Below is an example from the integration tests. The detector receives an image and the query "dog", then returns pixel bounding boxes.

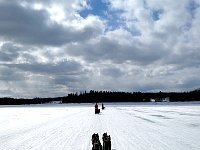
[92,133,102,150]
[102,133,111,150]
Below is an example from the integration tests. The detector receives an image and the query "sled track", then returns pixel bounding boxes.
[0,104,200,150]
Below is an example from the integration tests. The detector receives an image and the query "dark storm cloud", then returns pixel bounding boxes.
[53,72,90,90]
[0,66,25,81]
[0,43,20,62]
[135,82,166,92]
[53,75,78,85]
[181,76,200,90]
[0,59,88,97]
[4,61,82,75]
[0,50,18,62]
[165,46,200,69]
[0,1,102,46]
[101,67,123,78]
[65,33,167,65]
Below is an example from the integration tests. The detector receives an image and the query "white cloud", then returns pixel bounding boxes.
[0,0,200,97]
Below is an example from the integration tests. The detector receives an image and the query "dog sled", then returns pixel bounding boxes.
[95,103,100,114]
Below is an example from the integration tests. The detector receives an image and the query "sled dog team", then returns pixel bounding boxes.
[95,103,105,114]
[93,103,111,150]
[92,133,111,150]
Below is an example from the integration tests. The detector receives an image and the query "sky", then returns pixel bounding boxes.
[0,0,200,98]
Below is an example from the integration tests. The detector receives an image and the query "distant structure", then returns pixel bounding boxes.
[150,97,170,102]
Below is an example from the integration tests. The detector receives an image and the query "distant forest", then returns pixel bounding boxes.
[0,89,200,105]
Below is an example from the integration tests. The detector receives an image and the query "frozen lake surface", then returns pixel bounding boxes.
[0,102,200,150]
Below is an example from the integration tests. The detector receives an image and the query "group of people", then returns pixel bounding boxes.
[95,103,105,110]
[95,103,105,114]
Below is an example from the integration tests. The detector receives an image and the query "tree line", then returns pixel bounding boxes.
[62,89,200,103]
[0,97,61,105]
[0,89,200,105]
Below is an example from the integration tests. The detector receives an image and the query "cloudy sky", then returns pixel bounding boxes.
[0,0,200,98]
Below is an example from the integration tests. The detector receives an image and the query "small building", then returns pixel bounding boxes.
[151,97,170,102]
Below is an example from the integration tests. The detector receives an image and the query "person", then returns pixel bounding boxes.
[95,103,98,110]
[102,103,105,109]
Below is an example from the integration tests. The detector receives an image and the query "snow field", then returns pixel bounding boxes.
[0,103,200,150]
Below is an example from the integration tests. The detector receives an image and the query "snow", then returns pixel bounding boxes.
[0,102,200,150]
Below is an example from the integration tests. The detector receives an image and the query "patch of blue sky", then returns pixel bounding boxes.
[79,0,108,19]
[186,0,200,18]
[104,10,124,29]
[125,27,141,36]
[79,0,118,29]
[180,0,200,32]
[181,21,192,32]
[152,9,163,21]
[79,0,140,36]
[143,0,163,21]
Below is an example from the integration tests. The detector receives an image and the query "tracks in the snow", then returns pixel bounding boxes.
[1,104,200,150]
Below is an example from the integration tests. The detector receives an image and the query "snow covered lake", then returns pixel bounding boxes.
[0,102,200,150]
